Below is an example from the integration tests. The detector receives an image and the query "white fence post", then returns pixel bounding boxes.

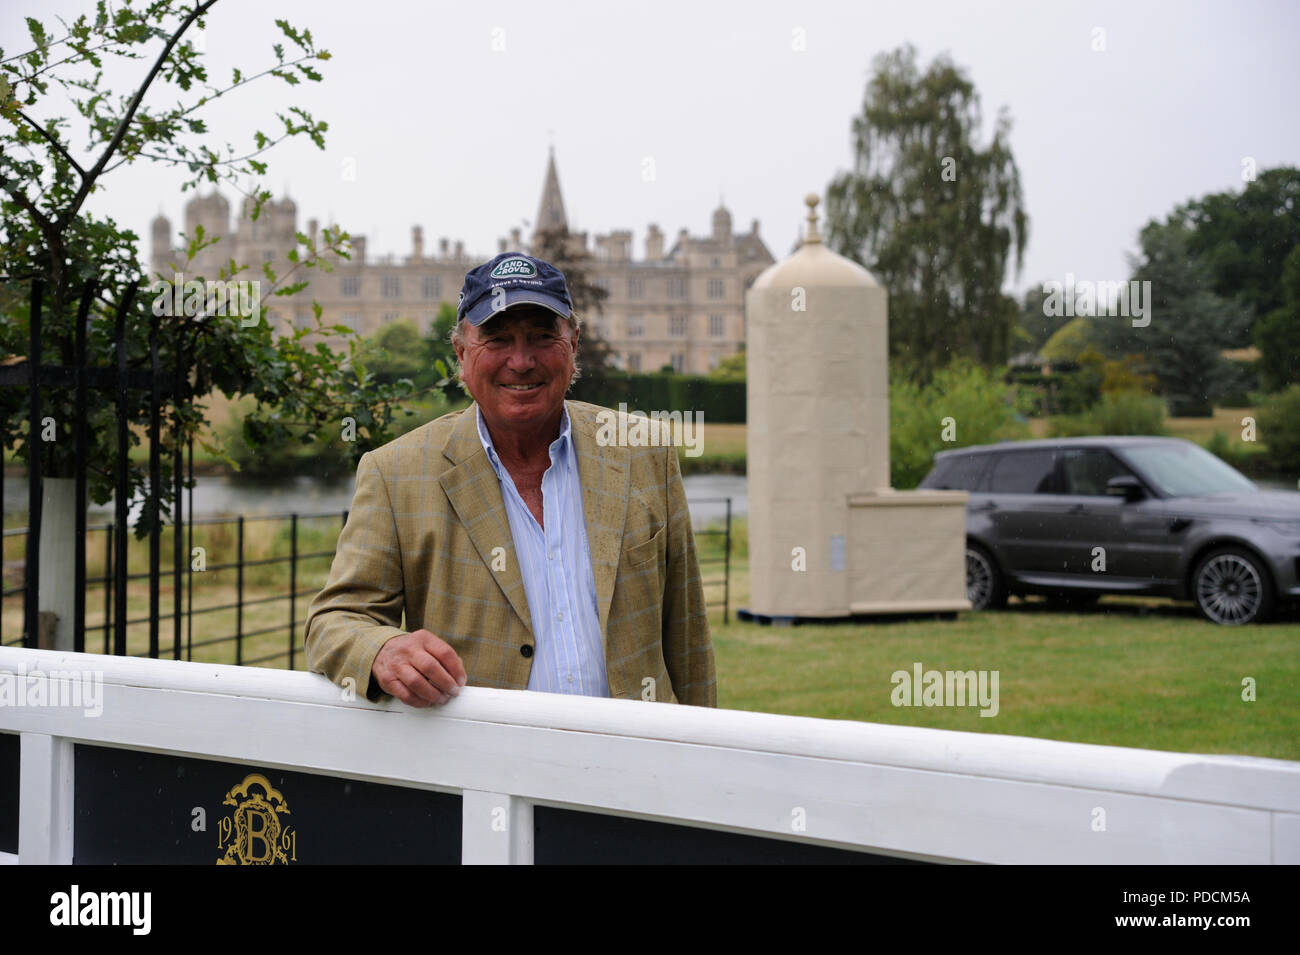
[462,790,534,865]
[19,734,75,864]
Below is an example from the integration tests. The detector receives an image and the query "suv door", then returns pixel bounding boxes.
[1055,447,1177,591]
[1056,447,1135,581]
[983,448,1072,575]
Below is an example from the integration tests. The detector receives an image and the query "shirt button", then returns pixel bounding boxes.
[566,675,575,685]
[556,612,565,621]
[520,644,533,658]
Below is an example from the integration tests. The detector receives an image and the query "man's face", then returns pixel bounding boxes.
[454,305,578,431]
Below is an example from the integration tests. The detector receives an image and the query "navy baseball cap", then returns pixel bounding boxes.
[456,252,573,327]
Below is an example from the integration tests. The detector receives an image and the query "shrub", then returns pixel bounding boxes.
[891,359,1028,489]
[1047,392,1166,438]
[1257,384,1300,476]
[1050,359,1101,415]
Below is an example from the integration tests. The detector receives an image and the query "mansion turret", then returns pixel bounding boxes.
[150,149,774,374]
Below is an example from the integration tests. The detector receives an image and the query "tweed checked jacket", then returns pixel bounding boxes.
[304,399,716,706]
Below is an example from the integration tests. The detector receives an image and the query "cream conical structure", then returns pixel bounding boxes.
[745,195,969,619]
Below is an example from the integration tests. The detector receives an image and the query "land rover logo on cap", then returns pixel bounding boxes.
[490,256,538,279]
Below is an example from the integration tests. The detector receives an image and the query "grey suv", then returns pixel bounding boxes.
[919,436,1300,624]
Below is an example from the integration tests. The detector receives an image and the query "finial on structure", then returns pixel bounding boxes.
[803,193,822,245]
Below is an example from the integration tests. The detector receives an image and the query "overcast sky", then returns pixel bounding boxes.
[7,0,1300,298]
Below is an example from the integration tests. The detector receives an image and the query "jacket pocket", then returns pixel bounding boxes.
[622,525,665,568]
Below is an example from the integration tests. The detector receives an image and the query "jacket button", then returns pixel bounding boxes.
[520,644,534,658]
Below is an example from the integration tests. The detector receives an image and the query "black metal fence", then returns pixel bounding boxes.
[1,500,734,668]
[689,496,733,625]
[1,510,339,667]
[0,277,192,656]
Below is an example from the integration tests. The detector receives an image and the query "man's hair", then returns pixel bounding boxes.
[451,307,582,388]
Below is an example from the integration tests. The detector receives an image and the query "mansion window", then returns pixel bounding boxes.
[667,277,686,298]
[382,276,401,298]
[671,353,685,374]
[627,316,644,338]
[670,315,687,337]
[707,278,724,298]
[422,276,440,298]
[627,352,642,372]
[341,276,359,296]
[709,314,724,337]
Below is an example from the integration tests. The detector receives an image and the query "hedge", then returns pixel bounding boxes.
[581,372,746,423]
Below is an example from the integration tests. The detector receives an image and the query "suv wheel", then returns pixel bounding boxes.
[1192,547,1274,625]
[966,544,1007,611]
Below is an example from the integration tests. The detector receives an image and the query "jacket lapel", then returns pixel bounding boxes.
[567,401,630,634]
[438,404,533,635]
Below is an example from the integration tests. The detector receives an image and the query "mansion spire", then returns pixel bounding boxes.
[533,146,569,243]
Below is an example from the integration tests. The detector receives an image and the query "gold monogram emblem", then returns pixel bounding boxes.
[215,774,297,865]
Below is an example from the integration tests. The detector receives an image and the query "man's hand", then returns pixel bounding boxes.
[372,629,468,707]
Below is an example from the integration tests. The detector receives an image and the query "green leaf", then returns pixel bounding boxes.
[26,17,48,55]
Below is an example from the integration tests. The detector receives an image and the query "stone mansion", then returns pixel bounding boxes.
[149,150,774,375]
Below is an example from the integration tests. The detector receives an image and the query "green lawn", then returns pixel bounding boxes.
[708,596,1300,760]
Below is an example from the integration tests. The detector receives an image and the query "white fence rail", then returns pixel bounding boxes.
[0,646,1297,864]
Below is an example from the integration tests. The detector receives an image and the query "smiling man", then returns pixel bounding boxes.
[305,251,716,709]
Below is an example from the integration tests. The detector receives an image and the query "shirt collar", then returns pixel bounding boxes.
[475,402,571,474]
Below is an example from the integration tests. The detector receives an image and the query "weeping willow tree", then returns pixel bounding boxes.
[825,44,1028,382]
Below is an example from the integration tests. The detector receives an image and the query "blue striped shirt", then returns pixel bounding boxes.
[475,405,610,697]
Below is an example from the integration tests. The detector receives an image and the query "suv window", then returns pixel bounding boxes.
[922,453,990,491]
[1060,448,1136,496]
[987,449,1057,494]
